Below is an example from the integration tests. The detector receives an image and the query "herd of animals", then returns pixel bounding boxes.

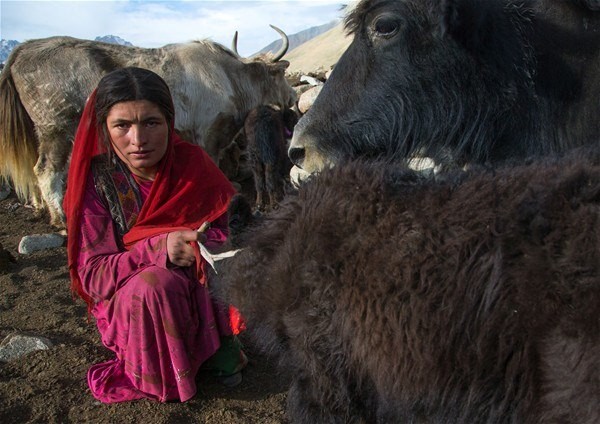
[1,0,599,422]
[0,25,297,227]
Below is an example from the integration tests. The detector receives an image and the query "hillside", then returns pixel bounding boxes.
[255,20,339,56]
[284,22,353,75]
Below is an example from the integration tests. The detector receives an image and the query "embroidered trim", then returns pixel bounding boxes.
[91,155,143,237]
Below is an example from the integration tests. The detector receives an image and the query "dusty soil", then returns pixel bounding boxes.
[0,191,291,424]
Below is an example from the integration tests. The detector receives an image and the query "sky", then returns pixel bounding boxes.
[0,0,347,56]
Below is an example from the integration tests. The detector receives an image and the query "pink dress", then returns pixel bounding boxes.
[77,175,232,403]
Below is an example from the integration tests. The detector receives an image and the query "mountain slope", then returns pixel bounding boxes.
[284,22,353,74]
[1,40,20,63]
[255,20,339,56]
[94,35,133,46]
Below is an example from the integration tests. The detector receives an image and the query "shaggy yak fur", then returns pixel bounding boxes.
[214,151,600,423]
[289,0,600,173]
[243,105,298,212]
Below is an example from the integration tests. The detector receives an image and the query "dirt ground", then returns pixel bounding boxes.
[0,190,292,424]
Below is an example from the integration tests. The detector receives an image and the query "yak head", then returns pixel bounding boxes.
[289,0,541,175]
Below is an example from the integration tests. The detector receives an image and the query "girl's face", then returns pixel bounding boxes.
[106,100,169,180]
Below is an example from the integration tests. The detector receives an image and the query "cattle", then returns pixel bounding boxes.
[214,149,600,423]
[288,0,600,175]
[0,29,296,227]
[243,105,298,211]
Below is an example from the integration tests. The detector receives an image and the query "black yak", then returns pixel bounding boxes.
[214,150,600,423]
[243,105,298,211]
[289,0,600,174]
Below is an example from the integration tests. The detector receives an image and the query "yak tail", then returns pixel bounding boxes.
[0,57,40,205]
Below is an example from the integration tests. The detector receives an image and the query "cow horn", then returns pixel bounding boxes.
[269,24,289,62]
[231,31,241,57]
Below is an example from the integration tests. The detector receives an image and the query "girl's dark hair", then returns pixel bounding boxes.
[95,67,175,149]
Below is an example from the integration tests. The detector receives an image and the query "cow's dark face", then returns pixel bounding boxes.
[289,0,536,173]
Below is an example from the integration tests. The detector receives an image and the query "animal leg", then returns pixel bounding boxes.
[253,162,267,212]
[34,135,69,228]
[265,162,284,210]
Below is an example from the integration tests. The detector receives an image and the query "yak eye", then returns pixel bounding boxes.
[373,16,399,38]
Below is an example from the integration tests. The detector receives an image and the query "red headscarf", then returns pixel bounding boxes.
[64,89,236,307]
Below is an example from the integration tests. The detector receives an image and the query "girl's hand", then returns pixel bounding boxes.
[166,230,199,267]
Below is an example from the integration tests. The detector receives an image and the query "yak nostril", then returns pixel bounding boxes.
[288,146,306,168]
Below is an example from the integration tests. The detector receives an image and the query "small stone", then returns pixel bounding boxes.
[0,333,53,362]
[299,75,323,87]
[18,233,66,254]
[293,84,314,99]
[298,85,323,114]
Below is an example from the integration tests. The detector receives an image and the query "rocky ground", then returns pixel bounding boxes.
[0,190,292,423]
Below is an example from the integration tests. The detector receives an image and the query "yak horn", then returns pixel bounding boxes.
[269,24,289,62]
[232,25,288,61]
[231,31,241,57]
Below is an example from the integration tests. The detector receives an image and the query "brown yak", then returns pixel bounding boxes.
[242,105,298,212]
[214,149,600,423]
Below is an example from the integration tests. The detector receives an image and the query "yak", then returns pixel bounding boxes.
[243,105,298,212]
[214,150,600,423]
[0,29,295,227]
[288,0,600,174]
